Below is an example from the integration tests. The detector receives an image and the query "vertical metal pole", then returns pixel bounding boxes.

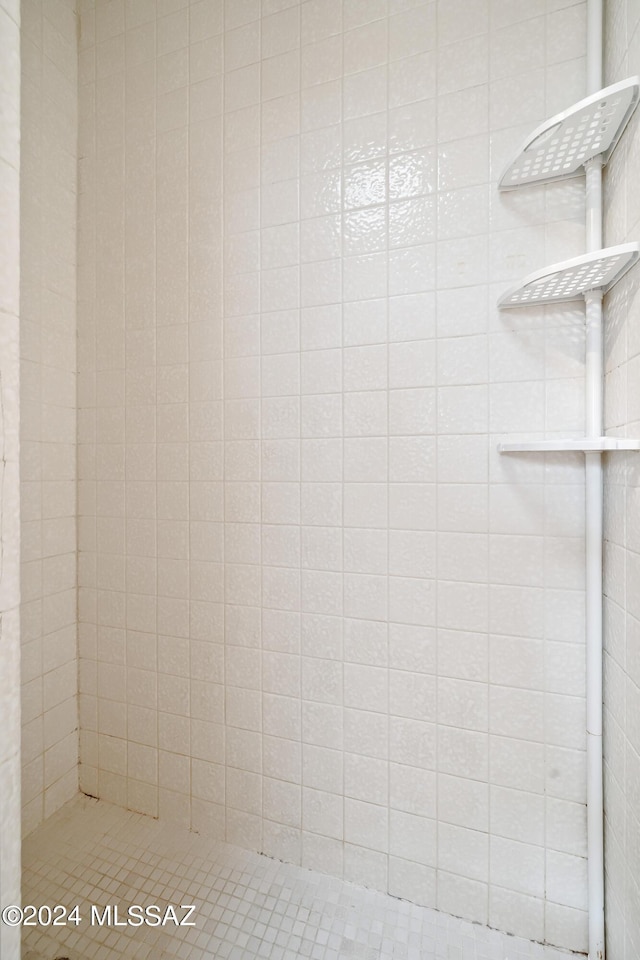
[584,0,606,932]
[587,0,604,95]
[584,287,605,960]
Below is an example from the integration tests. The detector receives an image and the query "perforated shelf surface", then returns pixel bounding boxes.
[499,77,640,190]
[498,243,640,308]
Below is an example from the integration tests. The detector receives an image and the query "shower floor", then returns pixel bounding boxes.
[22,796,576,960]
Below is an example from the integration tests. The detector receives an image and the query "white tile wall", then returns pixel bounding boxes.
[603,4,640,958]
[0,0,22,956]
[20,0,79,837]
[77,1,590,951]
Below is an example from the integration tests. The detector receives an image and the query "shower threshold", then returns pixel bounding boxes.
[22,796,579,960]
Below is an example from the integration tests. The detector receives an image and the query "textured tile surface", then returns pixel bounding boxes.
[20,0,79,838]
[22,795,578,960]
[75,0,590,950]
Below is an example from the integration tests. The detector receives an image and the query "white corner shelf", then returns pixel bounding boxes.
[498,438,640,453]
[499,76,640,190]
[497,243,640,308]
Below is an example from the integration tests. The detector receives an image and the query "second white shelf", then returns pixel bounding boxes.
[498,243,640,307]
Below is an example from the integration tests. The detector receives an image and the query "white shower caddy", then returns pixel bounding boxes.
[496,43,640,960]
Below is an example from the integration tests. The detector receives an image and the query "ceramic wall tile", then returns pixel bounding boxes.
[75,1,590,952]
[20,0,79,839]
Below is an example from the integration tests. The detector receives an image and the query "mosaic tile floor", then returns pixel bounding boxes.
[22,796,579,960]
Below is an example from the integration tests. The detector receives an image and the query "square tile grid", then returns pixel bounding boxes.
[22,796,581,960]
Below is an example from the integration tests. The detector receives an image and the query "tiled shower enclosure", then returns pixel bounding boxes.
[0,0,636,958]
[73,0,589,951]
